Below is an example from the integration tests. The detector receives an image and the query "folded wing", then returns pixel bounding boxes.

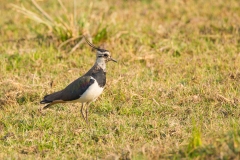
[40,76,94,106]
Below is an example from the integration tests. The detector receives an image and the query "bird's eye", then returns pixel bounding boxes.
[104,54,108,57]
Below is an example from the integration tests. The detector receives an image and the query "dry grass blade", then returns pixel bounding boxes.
[58,36,83,51]
[69,38,85,54]
[217,94,236,106]
[31,0,54,22]
[11,4,53,29]
[57,0,67,13]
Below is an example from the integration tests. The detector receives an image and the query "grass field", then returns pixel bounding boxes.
[0,0,240,159]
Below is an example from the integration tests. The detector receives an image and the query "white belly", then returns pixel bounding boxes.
[72,77,104,103]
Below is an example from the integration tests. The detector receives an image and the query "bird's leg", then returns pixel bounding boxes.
[85,104,89,123]
[80,103,86,121]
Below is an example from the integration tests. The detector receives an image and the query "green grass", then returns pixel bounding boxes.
[0,0,240,159]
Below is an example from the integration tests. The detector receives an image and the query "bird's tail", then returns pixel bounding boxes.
[40,91,64,109]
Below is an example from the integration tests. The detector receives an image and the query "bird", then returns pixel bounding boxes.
[40,36,117,122]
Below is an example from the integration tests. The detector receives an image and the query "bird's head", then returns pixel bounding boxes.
[84,36,117,63]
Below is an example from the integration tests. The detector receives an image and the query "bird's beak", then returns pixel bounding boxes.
[109,57,117,63]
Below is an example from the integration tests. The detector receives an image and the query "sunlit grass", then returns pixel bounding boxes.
[0,0,240,159]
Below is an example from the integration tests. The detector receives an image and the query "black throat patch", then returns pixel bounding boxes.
[85,64,106,87]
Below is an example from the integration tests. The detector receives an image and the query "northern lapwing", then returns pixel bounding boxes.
[40,36,117,122]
